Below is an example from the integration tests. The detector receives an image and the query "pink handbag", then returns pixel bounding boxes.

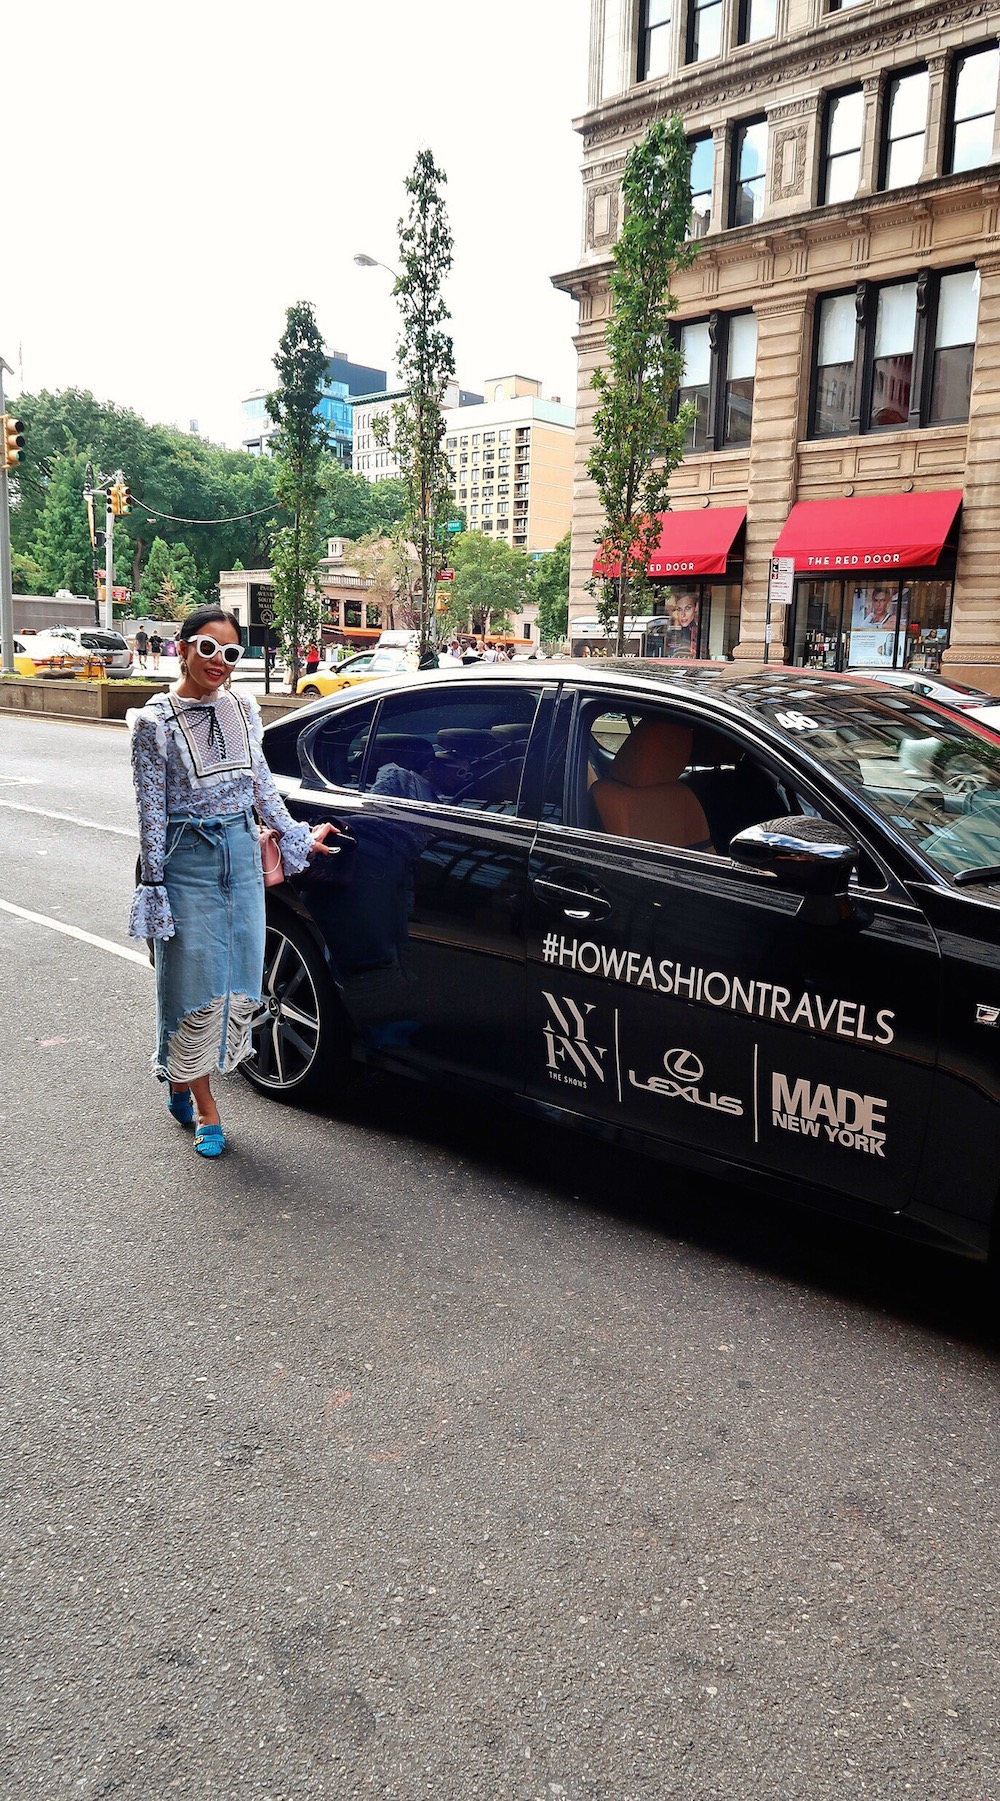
[259,827,285,887]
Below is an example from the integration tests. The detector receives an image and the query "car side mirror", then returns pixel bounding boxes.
[729,815,860,923]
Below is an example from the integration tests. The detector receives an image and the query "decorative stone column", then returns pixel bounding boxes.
[922,53,949,181]
[945,249,1000,688]
[734,293,812,662]
[856,75,883,198]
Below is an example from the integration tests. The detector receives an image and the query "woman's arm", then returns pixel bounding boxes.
[127,712,175,940]
[242,696,315,876]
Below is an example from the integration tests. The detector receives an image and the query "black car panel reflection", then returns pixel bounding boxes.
[251,664,1000,1264]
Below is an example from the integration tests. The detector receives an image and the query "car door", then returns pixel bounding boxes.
[291,677,552,1092]
[525,688,941,1212]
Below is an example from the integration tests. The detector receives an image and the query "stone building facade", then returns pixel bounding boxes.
[555,0,1000,690]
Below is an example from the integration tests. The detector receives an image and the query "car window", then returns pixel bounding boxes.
[299,698,379,789]
[574,702,790,858]
[363,684,543,814]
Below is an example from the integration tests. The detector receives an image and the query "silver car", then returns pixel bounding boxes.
[50,626,133,675]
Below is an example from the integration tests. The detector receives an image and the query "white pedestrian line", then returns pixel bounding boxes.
[0,774,41,785]
[0,798,138,837]
[0,897,150,967]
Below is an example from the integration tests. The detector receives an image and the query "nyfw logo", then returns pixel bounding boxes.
[771,1073,887,1157]
[542,993,608,1089]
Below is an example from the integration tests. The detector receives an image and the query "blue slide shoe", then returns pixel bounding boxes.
[167,1088,195,1126]
[194,1123,226,1158]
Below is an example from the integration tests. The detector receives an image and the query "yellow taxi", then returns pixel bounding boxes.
[13,634,89,678]
[296,648,415,699]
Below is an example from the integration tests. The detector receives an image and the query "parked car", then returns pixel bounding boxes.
[869,669,1000,733]
[48,626,133,675]
[245,662,1000,1267]
[12,633,89,677]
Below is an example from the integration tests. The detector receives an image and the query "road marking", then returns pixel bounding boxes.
[0,798,138,838]
[0,775,41,785]
[0,898,150,967]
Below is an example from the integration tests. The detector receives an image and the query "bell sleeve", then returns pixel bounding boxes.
[128,711,176,940]
[243,695,314,877]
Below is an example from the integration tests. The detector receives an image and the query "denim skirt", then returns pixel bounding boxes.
[154,810,265,1084]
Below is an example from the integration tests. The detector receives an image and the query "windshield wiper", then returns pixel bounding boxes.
[953,863,1000,886]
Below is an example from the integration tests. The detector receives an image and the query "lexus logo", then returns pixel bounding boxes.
[663,1047,704,1083]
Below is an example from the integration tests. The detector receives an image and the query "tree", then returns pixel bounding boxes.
[266,302,328,687]
[440,530,532,638]
[588,115,696,656]
[378,150,456,656]
[30,450,95,598]
[531,531,571,644]
[345,530,420,631]
[136,537,178,615]
[318,463,408,543]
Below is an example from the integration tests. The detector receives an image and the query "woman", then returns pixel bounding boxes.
[128,605,335,1157]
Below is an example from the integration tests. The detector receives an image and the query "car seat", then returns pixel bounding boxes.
[591,718,713,851]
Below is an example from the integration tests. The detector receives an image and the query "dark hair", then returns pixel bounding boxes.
[178,605,241,643]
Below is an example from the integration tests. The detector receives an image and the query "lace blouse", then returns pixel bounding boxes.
[128,689,313,941]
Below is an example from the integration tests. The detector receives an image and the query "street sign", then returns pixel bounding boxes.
[438,568,455,581]
[768,555,795,606]
[446,520,463,533]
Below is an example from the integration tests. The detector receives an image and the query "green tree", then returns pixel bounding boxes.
[531,531,571,644]
[137,537,177,615]
[30,450,95,597]
[266,302,328,686]
[378,149,456,656]
[11,549,46,594]
[441,530,532,638]
[344,530,420,631]
[318,462,408,542]
[588,115,696,655]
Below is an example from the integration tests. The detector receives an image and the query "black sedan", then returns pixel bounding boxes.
[246,662,1000,1264]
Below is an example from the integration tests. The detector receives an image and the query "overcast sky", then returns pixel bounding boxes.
[6,0,589,449]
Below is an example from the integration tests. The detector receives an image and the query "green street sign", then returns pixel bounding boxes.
[446,519,463,533]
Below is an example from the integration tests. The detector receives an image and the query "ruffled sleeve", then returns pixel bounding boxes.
[242,693,314,877]
[128,707,176,940]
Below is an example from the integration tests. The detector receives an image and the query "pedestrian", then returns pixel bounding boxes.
[127,605,337,1158]
[134,626,149,671]
[148,630,163,673]
[305,641,320,676]
[446,639,462,661]
[483,641,499,663]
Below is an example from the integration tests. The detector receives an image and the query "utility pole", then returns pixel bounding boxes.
[0,358,17,676]
[104,483,115,632]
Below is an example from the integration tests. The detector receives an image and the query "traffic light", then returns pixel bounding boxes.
[117,478,133,516]
[1,416,25,469]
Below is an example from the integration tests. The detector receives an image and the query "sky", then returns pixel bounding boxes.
[5,0,590,449]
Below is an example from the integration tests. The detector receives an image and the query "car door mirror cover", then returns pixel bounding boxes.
[730,815,860,896]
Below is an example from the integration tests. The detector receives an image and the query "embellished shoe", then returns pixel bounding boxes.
[167,1087,195,1126]
[194,1123,226,1158]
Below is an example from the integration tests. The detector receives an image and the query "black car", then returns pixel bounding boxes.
[246,662,1000,1264]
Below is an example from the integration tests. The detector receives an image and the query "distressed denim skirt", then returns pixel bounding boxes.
[154,810,265,1084]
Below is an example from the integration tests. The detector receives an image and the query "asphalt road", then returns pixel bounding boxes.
[0,712,997,1801]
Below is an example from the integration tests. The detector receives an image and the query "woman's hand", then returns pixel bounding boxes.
[308,822,340,856]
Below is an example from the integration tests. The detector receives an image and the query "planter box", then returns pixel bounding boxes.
[0,677,169,720]
[257,692,311,724]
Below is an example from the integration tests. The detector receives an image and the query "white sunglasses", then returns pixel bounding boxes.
[188,634,244,667]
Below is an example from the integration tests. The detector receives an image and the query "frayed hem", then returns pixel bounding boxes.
[154,992,259,1083]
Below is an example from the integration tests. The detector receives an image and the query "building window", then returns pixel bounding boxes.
[687,0,722,63]
[639,0,671,80]
[810,270,978,437]
[689,133,713,236]
[737,0,775,45]
[929,269,979,422]
[730,119,767,226]
[821,86,864,203]
[812,293,859,436]
[723,312,758,445]
[676,311,756,450]
[947,44,1000,174]
[880,66,929,190]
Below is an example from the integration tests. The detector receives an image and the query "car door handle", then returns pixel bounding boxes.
[531,876,612,922]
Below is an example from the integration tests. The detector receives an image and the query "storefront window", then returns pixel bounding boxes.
[789,573,954,672]
[647,582,742,659]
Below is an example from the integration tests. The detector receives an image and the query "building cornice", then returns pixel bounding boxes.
[575,0,1000,149]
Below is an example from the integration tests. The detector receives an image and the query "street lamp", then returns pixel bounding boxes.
[354,252,401,280]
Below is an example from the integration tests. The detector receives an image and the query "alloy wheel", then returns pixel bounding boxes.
[247,927,323,1090]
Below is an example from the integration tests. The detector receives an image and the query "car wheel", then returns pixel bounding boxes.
[242,914,351,1103]
[302,685,321,698]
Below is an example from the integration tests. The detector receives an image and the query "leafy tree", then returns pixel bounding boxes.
[30,450,95,598]
[439,530,532,638]
[266,302,328,686]
[531,531,571,643]
[137,537,177,615]
[588,115,696,655]
[344,530,420,631]
[377,150,455,656]
[11,549,46,594]
[318,462,408,543]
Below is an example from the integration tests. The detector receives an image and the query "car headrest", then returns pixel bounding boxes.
[371,734,435,772]
[435,728,496,758]
[689,726,737,768]
[610,719,693,788]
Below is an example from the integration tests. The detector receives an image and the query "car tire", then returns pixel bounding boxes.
[302,685,321,698]
[241,911,352,1104]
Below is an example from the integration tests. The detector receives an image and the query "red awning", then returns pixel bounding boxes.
[593,506,746,580]
[772,491,962,573]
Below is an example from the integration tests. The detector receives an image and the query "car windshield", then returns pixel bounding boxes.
[769,694,1000,879]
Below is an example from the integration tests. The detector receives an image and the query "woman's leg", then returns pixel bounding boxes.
[189,1072,220,1126]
